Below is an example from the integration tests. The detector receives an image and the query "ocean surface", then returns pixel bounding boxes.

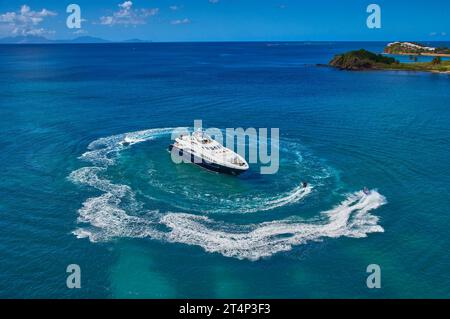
[0,42,449,298]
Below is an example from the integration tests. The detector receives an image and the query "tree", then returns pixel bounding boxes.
[431,56,442,65]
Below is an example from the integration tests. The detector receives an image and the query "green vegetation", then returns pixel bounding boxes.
[432,56,442,65]
[329,49,450,73]
[329,49,398,70]
[384,42,450,55]
[383,60,450,72]
[435,47,450,55]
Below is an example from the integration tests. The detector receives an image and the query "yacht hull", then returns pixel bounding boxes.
[169,145,247,176]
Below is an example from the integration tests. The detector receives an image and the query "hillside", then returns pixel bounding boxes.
[329,49,450,73]
[384,42,450,56]
[329,49,398,70]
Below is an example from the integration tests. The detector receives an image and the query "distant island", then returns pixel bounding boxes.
[0,35,150,44]
[329,49,450,74]
[384,41,450,57]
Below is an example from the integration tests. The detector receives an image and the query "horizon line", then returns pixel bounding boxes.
[1,39,450,44]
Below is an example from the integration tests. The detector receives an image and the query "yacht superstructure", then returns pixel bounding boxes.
[169,131,249,175]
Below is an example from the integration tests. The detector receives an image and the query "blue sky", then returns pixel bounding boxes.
[0,0,449,41]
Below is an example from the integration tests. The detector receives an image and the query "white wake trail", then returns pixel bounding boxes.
[69,127,387,261]
[80,127,179,166]
[160,190,386,260]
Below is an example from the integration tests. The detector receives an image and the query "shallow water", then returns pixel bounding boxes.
[0,42,449,298]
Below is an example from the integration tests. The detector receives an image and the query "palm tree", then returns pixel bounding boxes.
[431,56,442,65]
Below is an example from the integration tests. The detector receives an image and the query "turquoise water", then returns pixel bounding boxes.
[0,42,449,298]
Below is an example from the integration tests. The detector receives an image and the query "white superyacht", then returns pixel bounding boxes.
[169,131,249,175]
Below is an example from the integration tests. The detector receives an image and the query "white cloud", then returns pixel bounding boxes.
[171,18,191,25]
[209,0,220,4]
[170,5,182,11]
[430,31,448,37]
[119,1,133,11]
[100,1,159,26]
[0,5,56,36]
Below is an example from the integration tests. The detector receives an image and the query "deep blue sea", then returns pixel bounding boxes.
[0,42,449,298]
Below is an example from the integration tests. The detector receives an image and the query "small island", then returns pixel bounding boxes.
[329,49,450,73]
[384,42,450,57]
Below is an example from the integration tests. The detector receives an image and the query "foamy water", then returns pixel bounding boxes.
[69,127,386,260]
